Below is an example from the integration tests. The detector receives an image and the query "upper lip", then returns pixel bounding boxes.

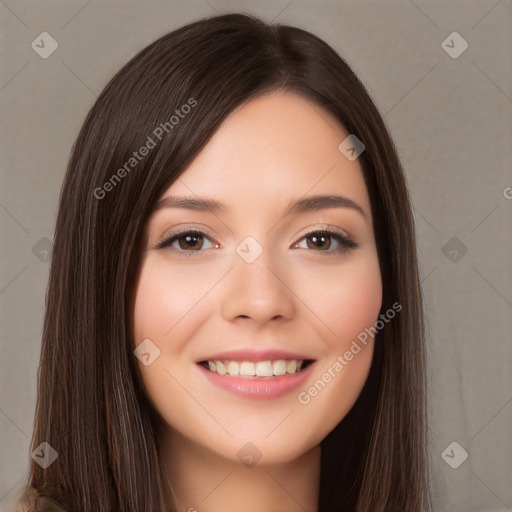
[196,349,316,363]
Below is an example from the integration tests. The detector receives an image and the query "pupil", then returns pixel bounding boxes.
[309,234,329,250]
[181,234,202,250]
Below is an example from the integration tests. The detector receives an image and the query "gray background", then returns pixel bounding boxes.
[1,1,511,511]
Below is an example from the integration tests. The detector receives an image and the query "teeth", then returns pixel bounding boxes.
[204,359,306,378]
[287,360,297,374]
[255,360,273,377]
[272,360,287,376]
[216,361,227,375]
[239,361,256,376]
[227,361,239,376]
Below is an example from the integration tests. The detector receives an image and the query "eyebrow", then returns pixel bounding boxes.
[152,193,369,221]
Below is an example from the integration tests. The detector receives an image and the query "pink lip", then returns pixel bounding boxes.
[196,349,314,362]
[196,361,317,400]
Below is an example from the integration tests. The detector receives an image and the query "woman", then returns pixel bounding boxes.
[16,12,432,512]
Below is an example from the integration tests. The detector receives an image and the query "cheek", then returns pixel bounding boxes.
[299,252,383,348]
[291,258,382,442]
[132,258,212,345]
[132,263,167,345]
[131,259,205,420]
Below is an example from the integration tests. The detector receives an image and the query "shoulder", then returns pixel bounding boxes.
[13,488,67,512]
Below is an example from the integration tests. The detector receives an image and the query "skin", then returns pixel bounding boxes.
[132,91,382,512]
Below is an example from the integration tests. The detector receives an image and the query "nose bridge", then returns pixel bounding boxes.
[221,235,296,323]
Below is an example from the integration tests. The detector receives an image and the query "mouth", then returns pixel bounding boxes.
[196,351,318,399]
[197,358,316,379]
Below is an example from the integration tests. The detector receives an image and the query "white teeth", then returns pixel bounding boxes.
[204,359,308,377]
[272,360,287,376]
[216,361,227,375]
[226,361,239,376]
[255,360,273,377]
[239,361,256,376]
[287,360,297,374]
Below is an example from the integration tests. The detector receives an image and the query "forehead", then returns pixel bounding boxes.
[160,91,371,219]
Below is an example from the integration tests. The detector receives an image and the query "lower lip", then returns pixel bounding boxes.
[197,362,316,400]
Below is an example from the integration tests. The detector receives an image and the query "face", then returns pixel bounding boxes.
[132,91,382,466]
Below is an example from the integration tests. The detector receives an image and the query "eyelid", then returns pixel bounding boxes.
[158,224,221,245]
[298,223,353,241]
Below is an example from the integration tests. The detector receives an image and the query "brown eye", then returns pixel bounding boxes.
[295,230,358,254]
[305,232,332,250]
[176,232,205,250]
[156,230,216,255]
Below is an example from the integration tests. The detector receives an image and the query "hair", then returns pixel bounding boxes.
[15,12,432,512]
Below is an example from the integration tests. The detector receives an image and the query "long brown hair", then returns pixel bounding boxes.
[16,13,432,512]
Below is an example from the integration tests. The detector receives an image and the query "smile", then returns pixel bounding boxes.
[199,359,315,378]
[196,358,317,400]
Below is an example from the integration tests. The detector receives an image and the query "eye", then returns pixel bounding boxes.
[155,230,219,256]
[155,228,358,257]
[293,229,358,255]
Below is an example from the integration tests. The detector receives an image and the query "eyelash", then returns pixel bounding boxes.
[155,228,358,257]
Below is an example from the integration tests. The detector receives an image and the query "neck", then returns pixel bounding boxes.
[161,429,321,512]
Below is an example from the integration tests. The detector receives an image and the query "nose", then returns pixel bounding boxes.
[221,247,296,325]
